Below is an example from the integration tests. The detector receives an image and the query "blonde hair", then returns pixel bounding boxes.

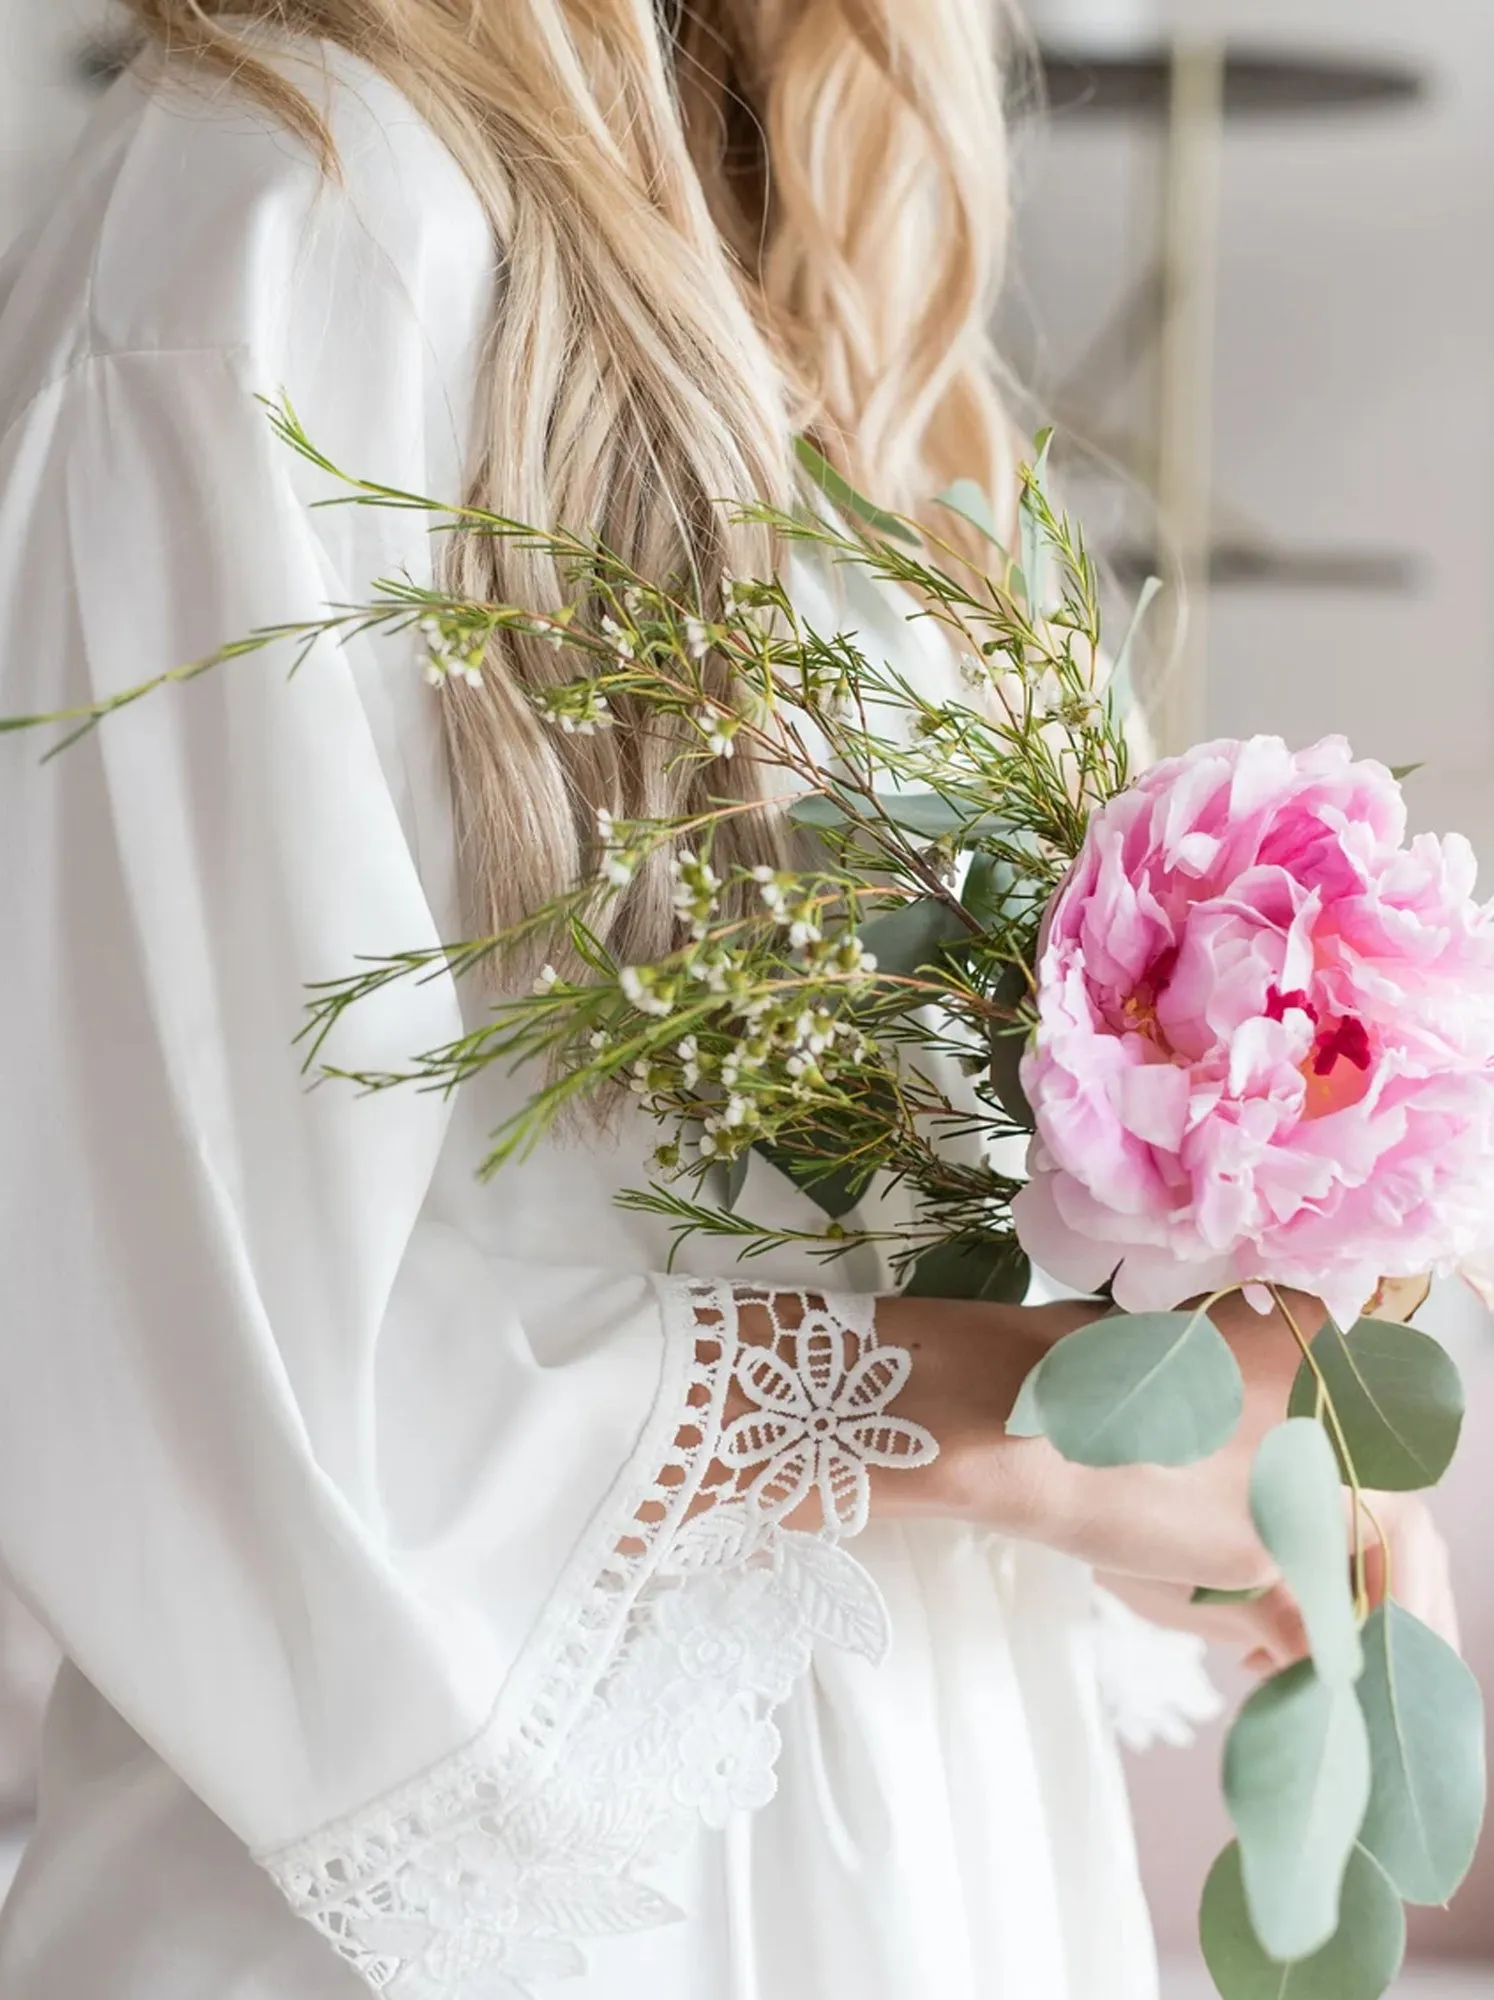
[120,0,1017,963]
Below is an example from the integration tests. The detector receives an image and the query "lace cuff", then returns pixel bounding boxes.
[262,1281,935,1997]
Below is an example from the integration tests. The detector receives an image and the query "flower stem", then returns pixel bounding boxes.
[1269,1287,1370,1620]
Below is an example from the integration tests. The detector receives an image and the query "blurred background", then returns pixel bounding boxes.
[1,0,1492,1993]
[1013,5,1494,1991]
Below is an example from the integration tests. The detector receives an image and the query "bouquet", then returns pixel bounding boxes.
[16,411,1491,1998]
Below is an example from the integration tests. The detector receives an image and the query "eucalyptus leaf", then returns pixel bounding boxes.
[856,896,971,983]
[1390,762,1424,783]
[988,1029,1034,1134]
[789,788,1005,843]
[934,477,1002,545]
[1191,1585,1270,1608]
[1200,1841,1405,2000]
[1286,1318,1464,1492]
[723,1148,751,1212]
[793,436,920,545]
[784,788,861,833]
[865,793,981,841]
[985,957,1034,1132]
[1250,1420,1362,1687]
[1357,1602,1486,1905]
[1224,1661,1372,1961]
[961,851,1020,929]
[1004,1306,1244,1467]
[902,1237,1031,1304]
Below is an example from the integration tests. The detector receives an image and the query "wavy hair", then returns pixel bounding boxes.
[120,0,1018,962]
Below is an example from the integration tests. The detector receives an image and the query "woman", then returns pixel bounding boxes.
[0,4,1455,1997]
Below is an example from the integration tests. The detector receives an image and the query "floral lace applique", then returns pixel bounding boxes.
[721,1300,934,1532]
[265,1282,935,1997]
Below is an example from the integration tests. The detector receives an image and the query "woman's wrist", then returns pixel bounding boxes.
[724,1288,1105,1537]
[869,1293,1106,1531]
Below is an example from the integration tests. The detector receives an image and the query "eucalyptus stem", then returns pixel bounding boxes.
[1269,1286,1370,1620]
[1356,1492,1394,1607]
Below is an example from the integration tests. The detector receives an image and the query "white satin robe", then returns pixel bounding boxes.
[0,35,1196,2000]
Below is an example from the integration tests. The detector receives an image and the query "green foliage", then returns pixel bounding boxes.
[1224,1661,1371,1960]
[793,436,921,544]
[901,1237,1031,1303]
[1018,428,1056,613]
[1356,1603,1485,1905]
[5,400,1482,1977]
[1250,1421,1362,1687]
[1287,1318,1464,1492]
[1005,1305,1243,1467]
[983,956,1035,1133]
[855,896,973,980]
[1216,1421,1378,1964]
[1200,1842,1405,2000]
[934,477,1003,545]
[789,787,1007,842]
[12,409,1118,1306]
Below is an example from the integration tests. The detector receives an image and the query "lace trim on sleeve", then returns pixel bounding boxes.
[261,1281,935,1998]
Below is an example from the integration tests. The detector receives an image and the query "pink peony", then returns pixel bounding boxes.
[1011,735,1494,1329]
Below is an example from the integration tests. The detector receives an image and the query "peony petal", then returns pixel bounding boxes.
[1111,1244,1236,1314]
[1111,1060,1191,1152]
[1171,830,1221,877]
[1458,1248,1494,1314]
[1320,1272,1380,1335]
[1011,1171,1123,1296]
[1024,728,1494,1336]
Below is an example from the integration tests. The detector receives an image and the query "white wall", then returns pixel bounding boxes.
[1013,0,1494,852]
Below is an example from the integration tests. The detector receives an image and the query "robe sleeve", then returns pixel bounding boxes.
[0,347,933,1994]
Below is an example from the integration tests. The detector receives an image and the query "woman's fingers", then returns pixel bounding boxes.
[1097,1574,1307,1671]
[1354,1495,1459,1654]
[1241,1581,1309,1670]
[1103,1495,1460,1692]
[1358,1495,1460,1654]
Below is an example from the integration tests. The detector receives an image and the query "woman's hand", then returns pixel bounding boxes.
[880,1285,1313,1591]
[1100,1573,1309,1677]
[1023,1286,1314,1592]
[1107,1489,1459,1677]
[1353,1487,1459,1652]
[872,1284,1459,1672]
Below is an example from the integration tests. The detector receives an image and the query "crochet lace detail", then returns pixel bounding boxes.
[263,1282,935,1998]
